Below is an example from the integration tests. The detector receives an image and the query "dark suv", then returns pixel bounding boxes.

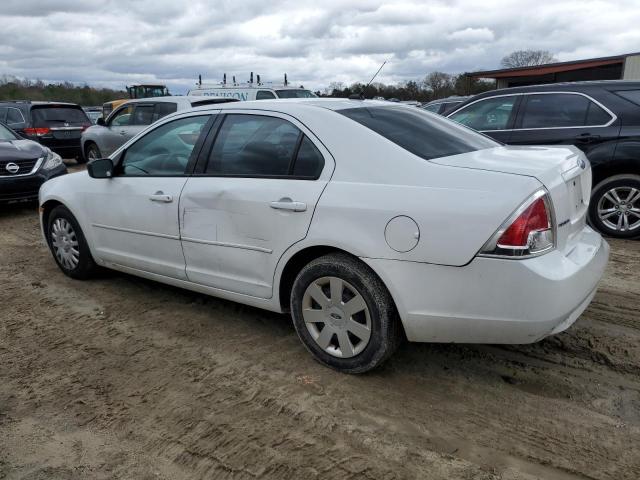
[0,101,91,159]
[447,81,640,238]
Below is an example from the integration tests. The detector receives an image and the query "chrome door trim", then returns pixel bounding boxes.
[180,236,273,254]
[92,223,180,240]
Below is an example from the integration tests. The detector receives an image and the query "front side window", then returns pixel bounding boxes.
[109,105,133,127]
[206,114,301,176]
[256,90,277,100]
[131,105,155,125]
[120,115,210,176]
[340,106,498,161]
[0,123,17,141]
[449,96,517,131]
[422,103,441,113]
[6,108,25,125]
[519,93,610,129]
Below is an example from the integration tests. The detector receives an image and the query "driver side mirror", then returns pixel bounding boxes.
[96,117,106,126]
[87,158,113,179]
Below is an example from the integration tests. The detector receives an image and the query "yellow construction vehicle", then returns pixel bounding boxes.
[102,84,170,119]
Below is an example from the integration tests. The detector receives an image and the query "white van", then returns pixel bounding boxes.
[188,83,317,101]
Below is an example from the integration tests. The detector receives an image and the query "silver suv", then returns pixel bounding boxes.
[81,96,236,161]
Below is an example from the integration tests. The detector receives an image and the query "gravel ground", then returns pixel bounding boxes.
[1,165,639,479]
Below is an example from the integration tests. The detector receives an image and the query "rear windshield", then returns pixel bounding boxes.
[31,106,90,127]
[338,106,498,160]
[275,89,317,99]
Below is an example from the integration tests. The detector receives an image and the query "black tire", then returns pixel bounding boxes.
[589,174,640,239]
[290,253,402,374]
[46,205,96,279]
[82,142,102,164]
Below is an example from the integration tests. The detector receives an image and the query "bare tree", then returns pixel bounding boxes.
[422,72,455,99]
[500,50,557,68]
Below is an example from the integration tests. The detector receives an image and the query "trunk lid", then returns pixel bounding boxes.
[430,145,592,253]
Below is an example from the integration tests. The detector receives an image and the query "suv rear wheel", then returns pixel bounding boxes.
[290,253,402,373]
[589,174,640,238]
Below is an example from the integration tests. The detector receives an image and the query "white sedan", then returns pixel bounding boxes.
[39,99,609,373]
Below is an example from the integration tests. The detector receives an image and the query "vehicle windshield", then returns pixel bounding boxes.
[275,89,317,99]
[0,123,17,141]
[338,106,498,161]
[31,107,90,127]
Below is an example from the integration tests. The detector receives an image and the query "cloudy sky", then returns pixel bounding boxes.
[1,0,639,93]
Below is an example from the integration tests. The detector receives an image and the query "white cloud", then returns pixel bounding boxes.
[0,0,638,93]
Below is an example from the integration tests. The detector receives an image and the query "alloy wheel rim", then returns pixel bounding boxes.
[88,147,99,160]
[51,218,80,270]
[597,186,640,232]
[302,276,371,358]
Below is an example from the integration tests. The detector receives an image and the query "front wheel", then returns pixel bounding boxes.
[589,174,640,238]
[83,143,102,164]
[46,205,96,279]
[290,253,402,373]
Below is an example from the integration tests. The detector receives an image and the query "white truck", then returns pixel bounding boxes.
[188,73,317,101]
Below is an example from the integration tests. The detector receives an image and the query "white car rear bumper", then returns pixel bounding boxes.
[364,226,609,344]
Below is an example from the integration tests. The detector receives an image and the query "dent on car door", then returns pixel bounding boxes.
[508,93,620,166]
[448,95,520,143]
[179,112,333,298]
[84,114,213,278]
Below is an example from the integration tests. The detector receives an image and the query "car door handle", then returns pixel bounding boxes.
[575,133,600,143]
[149,191,173,203]
[119,130,127,135]
[270,197,307,212]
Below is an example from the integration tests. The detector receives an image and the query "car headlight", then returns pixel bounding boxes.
[42,150,63,170]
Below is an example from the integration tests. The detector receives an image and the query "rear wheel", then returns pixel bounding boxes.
[589,174,640,238]
[46,205,96,279]
[290,253,402,373]
[83,143,102,164]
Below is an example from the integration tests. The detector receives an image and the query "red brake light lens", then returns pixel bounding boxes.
[23,127,51,136]
[497,197,550,248]
[481,191,555,258]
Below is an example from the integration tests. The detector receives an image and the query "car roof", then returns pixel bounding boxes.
[472,80,640,98]
[0,100,81,107]
[183,98,414,117]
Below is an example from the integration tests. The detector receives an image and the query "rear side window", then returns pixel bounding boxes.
[206,115,300,176]
[519,93,611,128]
[31,106,89,127]
[256,90,276,100]
[293,137,324,177]
[153,102,178,122]
[132,105,155,125]
[340,106,497,161]
[615,89,640,106]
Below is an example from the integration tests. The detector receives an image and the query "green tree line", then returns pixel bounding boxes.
[0,76,126,106]
[321,72,496,102]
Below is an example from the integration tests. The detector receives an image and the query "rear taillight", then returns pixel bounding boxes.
[480,190,555,258]
[23,127,51,136]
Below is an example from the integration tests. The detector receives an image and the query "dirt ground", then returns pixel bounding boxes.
[1,166,639,479]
